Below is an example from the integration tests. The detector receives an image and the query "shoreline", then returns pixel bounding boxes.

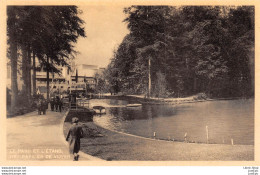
[99,94,252,105]
[63,116,254,161]
[92,121,254,146]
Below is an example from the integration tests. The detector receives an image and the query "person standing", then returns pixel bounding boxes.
[37,97,47,115]
[55,96,60,112]
[50,97,55,111]
[37,98,43,115]
[66,117,84,161]
[59,97,63,112]
[42,98,48,115]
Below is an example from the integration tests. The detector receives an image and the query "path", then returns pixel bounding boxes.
[6,109,102,161]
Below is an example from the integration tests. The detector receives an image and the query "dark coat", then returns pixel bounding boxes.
[43,99,48,109]
[37,99,48,111]
[66,124,84,154]
[50,98,55,105]
[55,98,60,106]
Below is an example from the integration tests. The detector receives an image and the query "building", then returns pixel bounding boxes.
[37,63,106,97]
[70,64,99,91]
[7,59,105,98]
[35,67,68,98]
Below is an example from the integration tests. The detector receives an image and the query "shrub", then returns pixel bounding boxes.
[193,93,208,100]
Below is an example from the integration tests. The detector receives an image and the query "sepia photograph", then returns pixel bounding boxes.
[1,1,258,165]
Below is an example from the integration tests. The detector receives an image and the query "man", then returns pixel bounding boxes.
[37,98,43,115]
[66,117,84,161]
[58,97,63,112]
[50,97,55,111]
[54,96,60,112]
[42,98,48,115]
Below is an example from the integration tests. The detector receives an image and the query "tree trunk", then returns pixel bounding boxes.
[10,38,18,112]
[21,44,29,103]
[46,56,50,101]
[8,7,18,113]
[27,47,32,98]
[32,51,36,95]
[148,57,151,98]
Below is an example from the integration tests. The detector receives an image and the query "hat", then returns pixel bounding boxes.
[72,117,79,123]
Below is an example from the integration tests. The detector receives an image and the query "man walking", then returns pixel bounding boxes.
[66,117,84,161]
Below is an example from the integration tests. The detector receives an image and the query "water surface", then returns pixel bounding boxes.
[90,99,254,145]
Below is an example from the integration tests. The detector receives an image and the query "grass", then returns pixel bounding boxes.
[63,121,254,161]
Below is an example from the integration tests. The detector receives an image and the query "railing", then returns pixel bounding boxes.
[68,98,90,110]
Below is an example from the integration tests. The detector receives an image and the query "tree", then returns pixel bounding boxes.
[94,72,108,95]
[7,6,86,108]
[226,6,254,97]
[153,71,168,98]
[7,7,19,111]
[106,6,254,98]
[41,6,86,100]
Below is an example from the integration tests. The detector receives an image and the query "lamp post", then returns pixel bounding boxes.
[148,56,151,98]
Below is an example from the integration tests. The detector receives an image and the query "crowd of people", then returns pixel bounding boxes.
[37,96,64,115]
[37,97,48,115]
[50,96,64,112]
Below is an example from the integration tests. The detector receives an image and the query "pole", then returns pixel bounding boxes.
[32,51,36,95]
[148,57,151,98]
[46,56,50,101]
[69,68,72,94]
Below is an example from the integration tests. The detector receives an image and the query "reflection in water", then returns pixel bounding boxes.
[92,99,254,145]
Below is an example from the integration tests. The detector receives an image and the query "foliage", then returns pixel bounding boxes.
[106,6,254,98]
[7,6,86,109]
[153,71,169,98]
[94,72,109,94]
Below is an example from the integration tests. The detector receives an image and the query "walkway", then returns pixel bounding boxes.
[6,109,102,161]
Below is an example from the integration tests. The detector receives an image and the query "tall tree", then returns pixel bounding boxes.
[7,7,19,112]
[106,6,254,98]
[7,6,86,106]
[42,6,85,100]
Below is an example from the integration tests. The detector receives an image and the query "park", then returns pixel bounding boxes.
[6,6,254,161]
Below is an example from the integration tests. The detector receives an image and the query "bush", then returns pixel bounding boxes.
[7,92,38,117]
[193,93,208,100]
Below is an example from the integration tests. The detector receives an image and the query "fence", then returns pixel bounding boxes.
[68,98,90,110]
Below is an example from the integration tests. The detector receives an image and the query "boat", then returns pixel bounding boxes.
[92,106,106,114]
[126,103,142,107]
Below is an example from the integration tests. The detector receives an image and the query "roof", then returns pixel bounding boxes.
[79,64,98,69]
[72,66,98,77]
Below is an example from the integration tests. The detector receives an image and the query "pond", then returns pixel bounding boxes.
[90,98,254,145]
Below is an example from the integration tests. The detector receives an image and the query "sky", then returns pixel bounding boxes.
[74,6,130,68]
